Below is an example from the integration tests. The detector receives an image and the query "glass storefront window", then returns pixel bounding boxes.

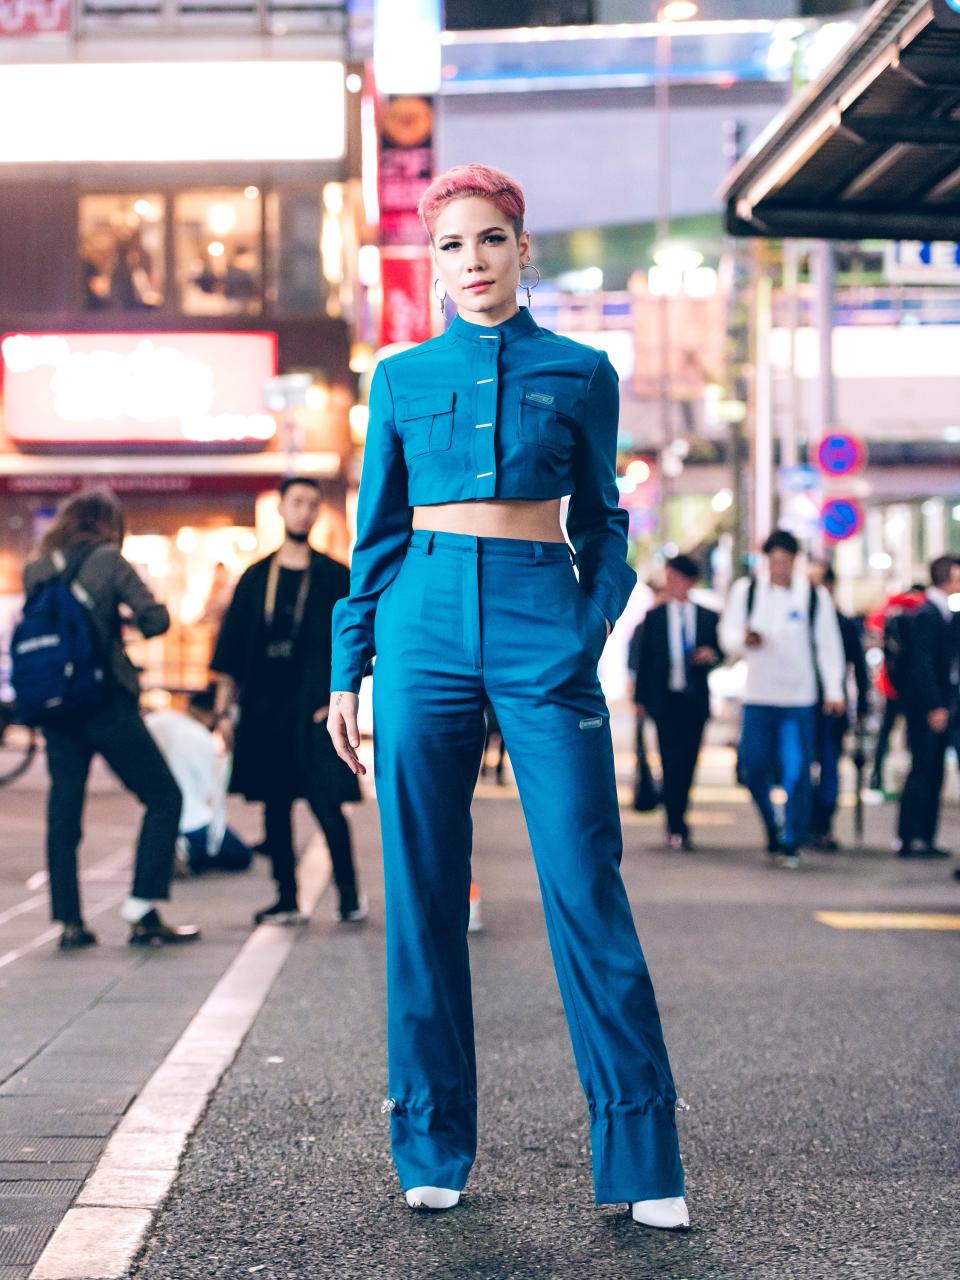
[78,194,165,311]
[175,188,262,316]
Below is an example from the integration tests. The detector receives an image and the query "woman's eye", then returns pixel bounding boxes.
[440,241,460,251]
[485,235,506,244]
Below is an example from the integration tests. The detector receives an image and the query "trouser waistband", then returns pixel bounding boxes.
[408,529,575,563]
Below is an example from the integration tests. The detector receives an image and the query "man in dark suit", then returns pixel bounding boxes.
[897,554,960,858]
[636,554,723,851]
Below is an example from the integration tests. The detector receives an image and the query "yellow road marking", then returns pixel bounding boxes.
[816,912,960,931]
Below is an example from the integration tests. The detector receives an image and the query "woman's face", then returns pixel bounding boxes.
[431,196,531,326]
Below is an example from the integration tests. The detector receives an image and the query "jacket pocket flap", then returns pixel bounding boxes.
[398,391,455,420]
[521,387,579,419]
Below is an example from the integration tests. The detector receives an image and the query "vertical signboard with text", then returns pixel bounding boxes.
[378,94,435,347]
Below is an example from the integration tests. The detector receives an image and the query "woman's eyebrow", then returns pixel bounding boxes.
[438,225,506,242]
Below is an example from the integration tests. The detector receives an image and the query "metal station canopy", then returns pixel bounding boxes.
[719,0,960,240]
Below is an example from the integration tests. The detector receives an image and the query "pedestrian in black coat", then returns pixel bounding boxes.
[897,555,960,857]
[211,478,364,925]
[901,552,960,860]
[636,554,722,850]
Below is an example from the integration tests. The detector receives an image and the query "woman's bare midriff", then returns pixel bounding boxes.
[411,498,565,542]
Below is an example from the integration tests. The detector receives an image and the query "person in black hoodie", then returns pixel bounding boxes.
[897,555,960,858]
[807,562,870,851]
[22,489,199,951]
[211,477,364,926]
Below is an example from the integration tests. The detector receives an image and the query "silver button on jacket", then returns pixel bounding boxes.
[331,306,636,693]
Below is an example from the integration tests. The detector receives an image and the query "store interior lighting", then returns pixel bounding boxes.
[207,203,238,236]
[658,2,698,22]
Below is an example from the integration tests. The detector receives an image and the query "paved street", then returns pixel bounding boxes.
[1,710,958,1279]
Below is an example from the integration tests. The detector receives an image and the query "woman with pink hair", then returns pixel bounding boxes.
[329,164,689,1229]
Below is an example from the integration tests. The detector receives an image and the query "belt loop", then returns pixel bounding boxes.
[568,546,578,566]
[533,541,543,564]
[424,531,435,555]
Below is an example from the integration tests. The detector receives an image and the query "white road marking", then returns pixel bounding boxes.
[28,835,332,1280]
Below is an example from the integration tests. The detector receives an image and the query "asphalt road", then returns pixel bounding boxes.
[128,737,960,1280]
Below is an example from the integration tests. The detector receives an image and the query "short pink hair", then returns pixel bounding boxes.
[418,163,526,240]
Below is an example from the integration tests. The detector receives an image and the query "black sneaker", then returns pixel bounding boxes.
[128,908,200,947]
[335,892,369,924]
[809,833,840,852]
[59,922,98,951]
[253,900,308,927]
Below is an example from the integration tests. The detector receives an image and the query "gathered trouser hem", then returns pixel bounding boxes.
[590,1097,686,1204]
[388,1095,477,1193]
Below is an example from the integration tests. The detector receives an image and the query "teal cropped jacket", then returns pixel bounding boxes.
[330,305,636,693]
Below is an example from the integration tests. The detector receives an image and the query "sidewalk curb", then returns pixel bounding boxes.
[28,837,332,1280]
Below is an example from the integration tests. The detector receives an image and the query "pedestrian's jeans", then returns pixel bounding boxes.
[43,691,182,923]
[372,530,685,1205]
[182,825,253,873]
[739,703,817,848]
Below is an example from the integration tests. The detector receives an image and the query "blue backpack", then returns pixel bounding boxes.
[11,548,109,726]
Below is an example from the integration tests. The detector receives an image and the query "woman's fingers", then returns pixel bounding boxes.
[327,697,366,776]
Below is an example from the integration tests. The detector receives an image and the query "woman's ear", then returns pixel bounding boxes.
[519,229,532,262]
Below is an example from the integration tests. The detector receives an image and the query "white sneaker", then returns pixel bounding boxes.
[404,1186,460,1211]
[631,1196,690,1229]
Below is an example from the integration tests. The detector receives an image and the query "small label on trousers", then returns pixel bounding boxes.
[579,716,603,729]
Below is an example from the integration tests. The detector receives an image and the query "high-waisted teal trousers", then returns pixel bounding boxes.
[372,530,685,1204]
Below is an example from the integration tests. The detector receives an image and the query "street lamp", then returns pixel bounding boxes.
[654,1,698,537]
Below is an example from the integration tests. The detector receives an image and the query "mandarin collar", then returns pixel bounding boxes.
[448,305,538,346]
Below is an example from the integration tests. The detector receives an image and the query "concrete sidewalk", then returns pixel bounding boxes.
[130,713,959,1280]
[0,754,330,1277]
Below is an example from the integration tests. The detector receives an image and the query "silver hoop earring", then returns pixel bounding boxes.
[433,277,447,316]
[519,263,541,309]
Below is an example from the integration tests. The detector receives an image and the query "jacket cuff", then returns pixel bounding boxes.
[330,661,365,697]
[585,557,637,629]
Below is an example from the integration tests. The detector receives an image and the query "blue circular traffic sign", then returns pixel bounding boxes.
[817,433,866,476]
[821,498,863,543]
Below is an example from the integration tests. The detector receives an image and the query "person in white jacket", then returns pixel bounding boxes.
[719,529,846,868]
[144,695,252,876]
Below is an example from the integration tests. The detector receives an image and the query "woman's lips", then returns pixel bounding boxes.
[465,281,493,292]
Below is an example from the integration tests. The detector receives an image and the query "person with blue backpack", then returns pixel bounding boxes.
[16,489,200,951]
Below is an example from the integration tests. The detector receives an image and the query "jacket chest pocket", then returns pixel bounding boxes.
[517,387,578,455]
[397,391,455,460]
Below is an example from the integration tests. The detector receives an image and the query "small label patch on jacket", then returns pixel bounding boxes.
[526,391,555,405]
[579,716,603,729]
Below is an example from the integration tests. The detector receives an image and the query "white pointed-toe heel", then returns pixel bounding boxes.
[630,1196,690,1230]
[404,1186,461,1211]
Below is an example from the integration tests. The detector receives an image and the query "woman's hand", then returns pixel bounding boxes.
[327,691,366,776]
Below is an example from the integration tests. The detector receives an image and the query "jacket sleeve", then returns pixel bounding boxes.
[911,608,947,713]
[841,615,870,720]
[813,586,845,703]
[330,360,411,694]
[107,549,170,638]
[719,578,748,659]
[565,351,636,627]
[210,566,256,682]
